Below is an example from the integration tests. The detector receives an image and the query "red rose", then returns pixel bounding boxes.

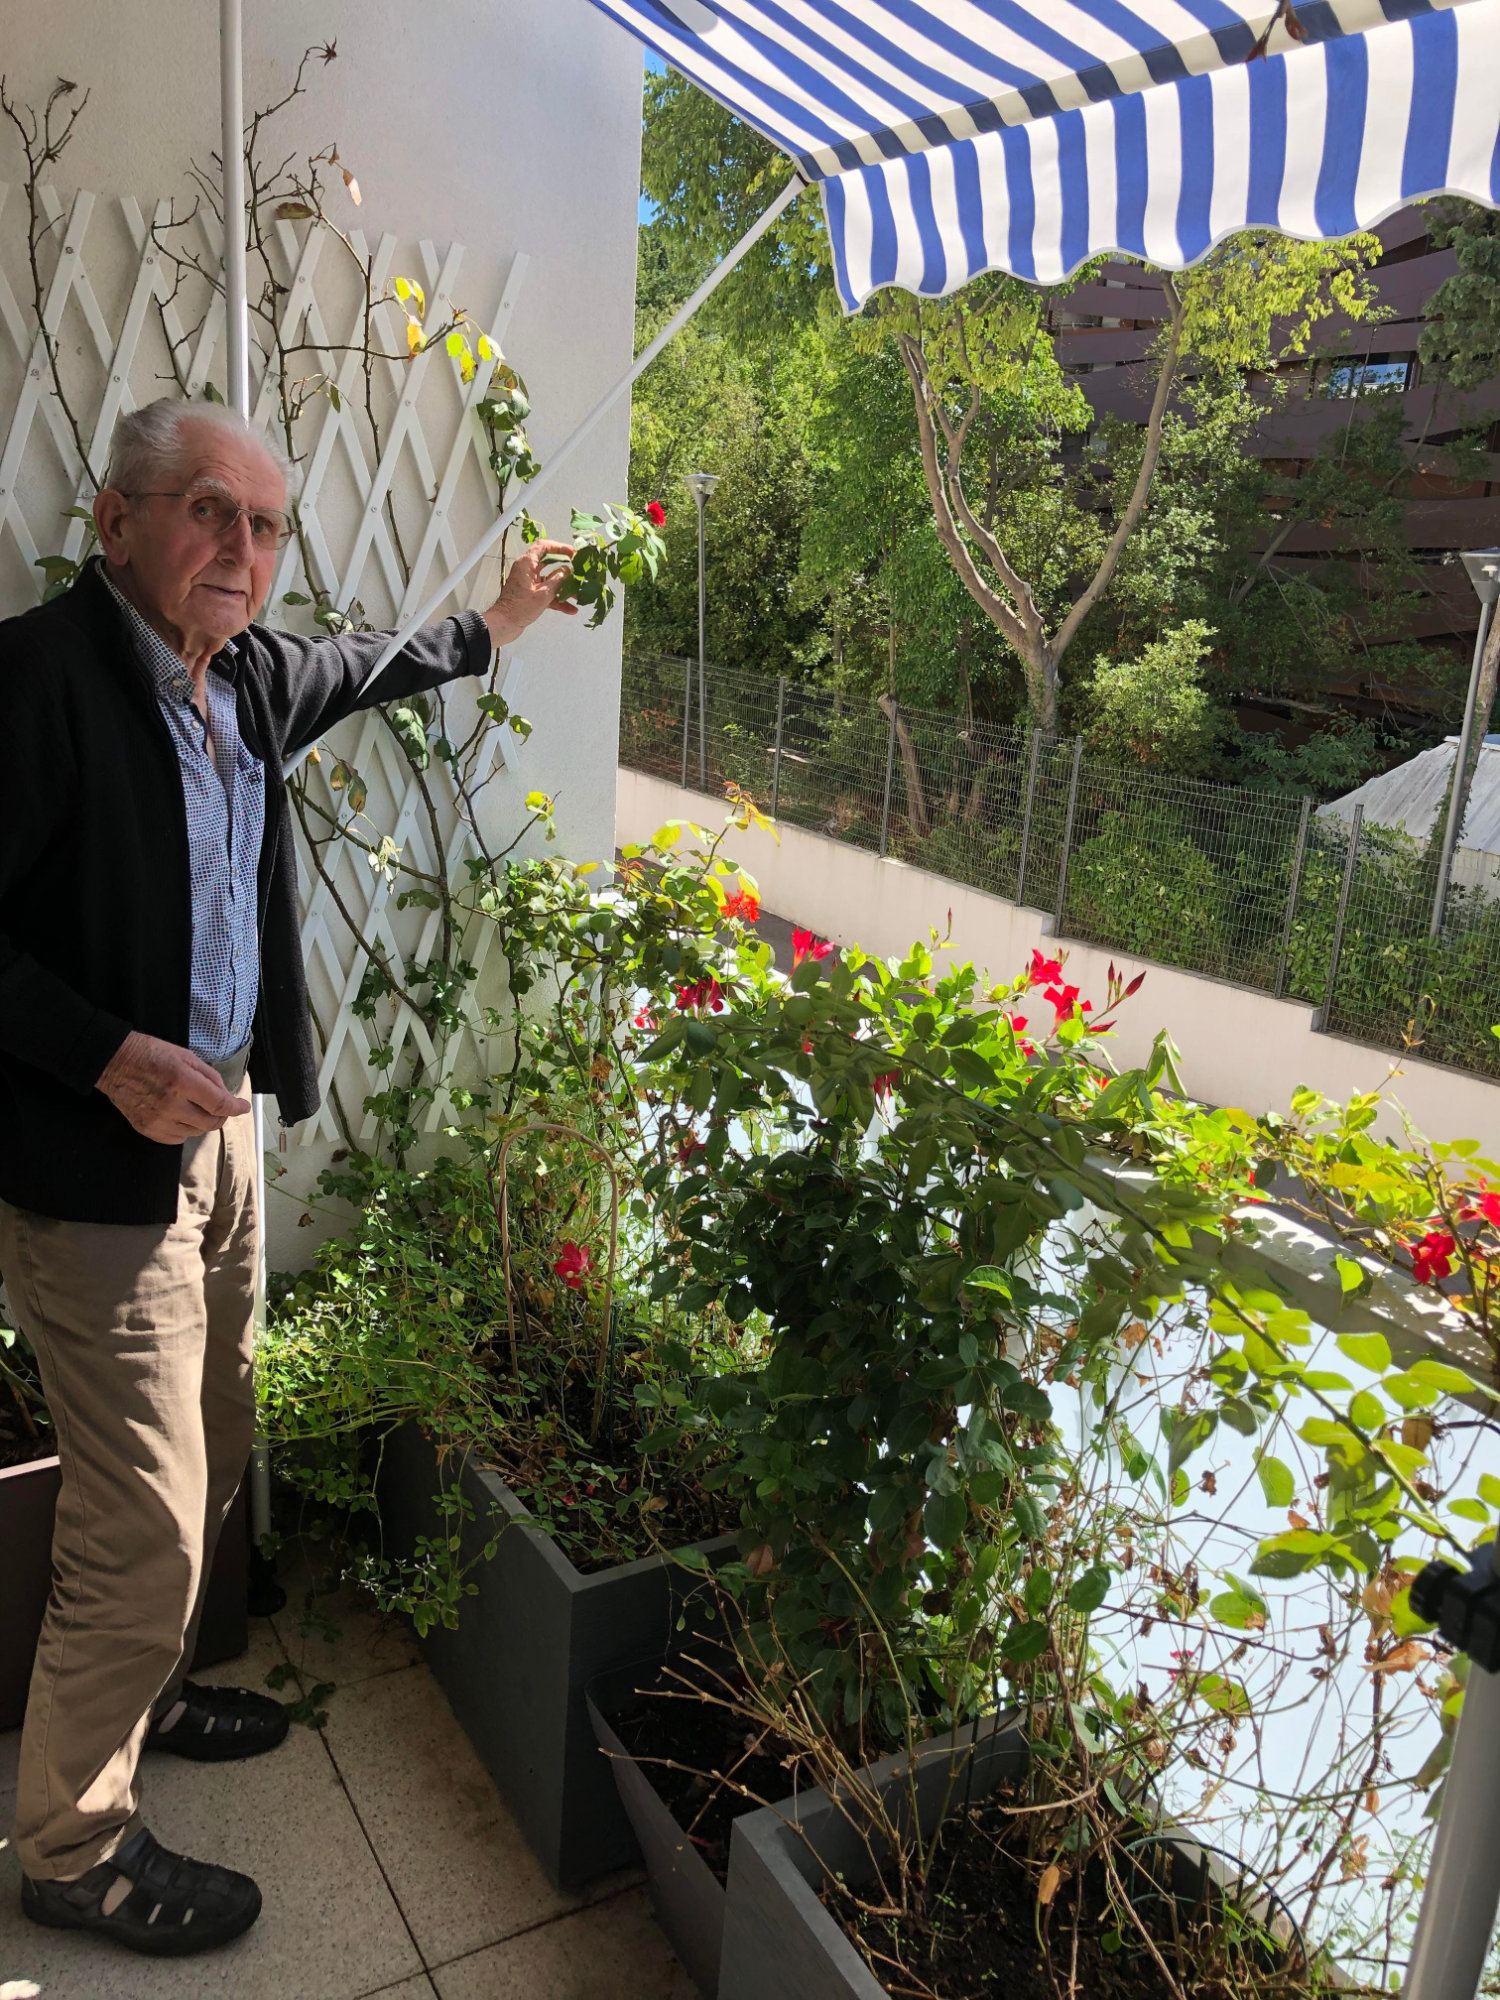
[644,501,667,527]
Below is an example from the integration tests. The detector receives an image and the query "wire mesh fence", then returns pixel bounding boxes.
[620,654,1500,1083]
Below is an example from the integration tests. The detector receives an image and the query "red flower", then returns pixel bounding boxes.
[792,928,833,967]
[1475,1188,1500,1228]
[675,977,725,1013]
[675,1135,706,1166]
[1410,1231,1456,1286]
[1043,983,1092,1024]
[723,888,760,922]
[1003,1013,1036,1056]
[632,1006,659,1032]
[553,1241,592,1290]
[873,1071,900,1102]
[1028,948,1063,987]
[644,500,667,527]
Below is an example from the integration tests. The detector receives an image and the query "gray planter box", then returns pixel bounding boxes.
[379,1423,734,1889]
[588,1662,744,1997]
[719,1713,1028,2000]
[0,1455,249,1733]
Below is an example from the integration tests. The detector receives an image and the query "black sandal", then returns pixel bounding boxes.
[23,1826,262,1957]
[145,1679,290,1762]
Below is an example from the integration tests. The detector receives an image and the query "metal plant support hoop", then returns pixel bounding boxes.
[492,1121,621,1442]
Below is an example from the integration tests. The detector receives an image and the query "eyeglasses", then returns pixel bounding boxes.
[123,490,295,551]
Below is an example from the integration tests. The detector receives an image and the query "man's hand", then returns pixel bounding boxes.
[482,539,578,650]
[96,1032,251,1144]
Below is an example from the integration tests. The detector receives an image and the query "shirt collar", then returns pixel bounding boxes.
[98,560,237,697]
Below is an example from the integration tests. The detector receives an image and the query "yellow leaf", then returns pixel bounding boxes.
[1362,1578,1393,1618]
[407,320,426,356]
[1038,1864,1061,1906]
[307,745,322,765]
[477,334,495,361]
[1370,1640,1430,1675]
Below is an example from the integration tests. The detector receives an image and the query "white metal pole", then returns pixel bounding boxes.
[281,172,805,778]
[1402,1625,1500,1993]
[220,0,273,1558]
[220,0,250,419]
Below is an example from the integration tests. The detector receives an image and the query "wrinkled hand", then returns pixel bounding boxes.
[482,539,578,649]
[96,1031,251,1144]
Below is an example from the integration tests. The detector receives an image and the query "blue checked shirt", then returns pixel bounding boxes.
[103,569,265,1062]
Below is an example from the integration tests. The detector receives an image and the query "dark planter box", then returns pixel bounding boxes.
[0,1456,250,1733]
[588,1662,738,1997]
[719,1713,1028,2000]
[378,1423,734,1890]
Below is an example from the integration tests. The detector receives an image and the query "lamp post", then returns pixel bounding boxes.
[684,470,719,790]
[1429,547,1500,938]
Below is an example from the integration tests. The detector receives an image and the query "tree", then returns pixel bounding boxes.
[863,240,1382,730]
[1419,198,1500,392]
[624,228,820,675]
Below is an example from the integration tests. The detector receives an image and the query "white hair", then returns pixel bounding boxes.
[104,397,296,498]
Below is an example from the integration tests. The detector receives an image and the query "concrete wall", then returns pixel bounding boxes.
[1,2,643,1269]
[618,767,1500,1155]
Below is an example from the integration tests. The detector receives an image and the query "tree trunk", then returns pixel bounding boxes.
[879,693,930,841]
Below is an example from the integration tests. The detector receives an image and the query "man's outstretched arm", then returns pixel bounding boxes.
[271,539,577,759]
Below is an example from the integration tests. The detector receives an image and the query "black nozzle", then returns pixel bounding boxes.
[1411,1541,1500,1673]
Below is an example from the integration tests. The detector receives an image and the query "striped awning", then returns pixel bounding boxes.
[589,0,1500,307]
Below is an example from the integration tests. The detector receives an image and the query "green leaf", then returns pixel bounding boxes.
[1348,1389,1386,1433]
[1337,1331,1393,1374]
[1334,1255,1365,1294]
[1000,1619,1050,1664]
[1168,1408,1217,1475]
[1256,1455,1296,1509]
[924,1488,967,1551]
[1067,1564,1110,1616]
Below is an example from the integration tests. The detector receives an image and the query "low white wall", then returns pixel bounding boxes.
[618,767,1500,1155]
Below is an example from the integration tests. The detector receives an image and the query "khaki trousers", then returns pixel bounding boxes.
[0,1054,257,1880]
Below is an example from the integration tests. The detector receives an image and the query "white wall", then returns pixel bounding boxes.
[1,1,644,1268]
[618,767,1500,1155]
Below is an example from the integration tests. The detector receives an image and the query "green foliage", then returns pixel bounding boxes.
[1419,198,1500,391]
[1082,621,1224,771]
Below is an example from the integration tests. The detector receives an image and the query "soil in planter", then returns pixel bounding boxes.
[471,1337,738,1576]
[607,1655,802,1880]
[840,1788,1330,2000]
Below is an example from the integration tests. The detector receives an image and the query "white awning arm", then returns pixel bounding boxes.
[283,170,806,778]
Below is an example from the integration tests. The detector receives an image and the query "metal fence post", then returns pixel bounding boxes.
[1274,795,1312,999]
[770,674,787,819]
[1015,728,1043,906]
[1053,735,1084,934]
[679,657,691,789]
[1315,802,1363,1033]
[878,699,899,858]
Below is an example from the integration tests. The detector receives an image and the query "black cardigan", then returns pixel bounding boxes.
[0,562,491,1224]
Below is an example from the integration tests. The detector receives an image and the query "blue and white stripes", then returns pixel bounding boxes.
[590,0,1500,306]
[826,1,1500,302]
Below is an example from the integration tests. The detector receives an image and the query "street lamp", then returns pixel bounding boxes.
[1429,547,1500,937]
[684,470,720,790]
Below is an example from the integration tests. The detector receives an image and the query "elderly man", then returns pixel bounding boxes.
[0,396,575,1957]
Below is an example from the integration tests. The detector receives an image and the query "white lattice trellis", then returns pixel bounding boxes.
[0,182,536,1149]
